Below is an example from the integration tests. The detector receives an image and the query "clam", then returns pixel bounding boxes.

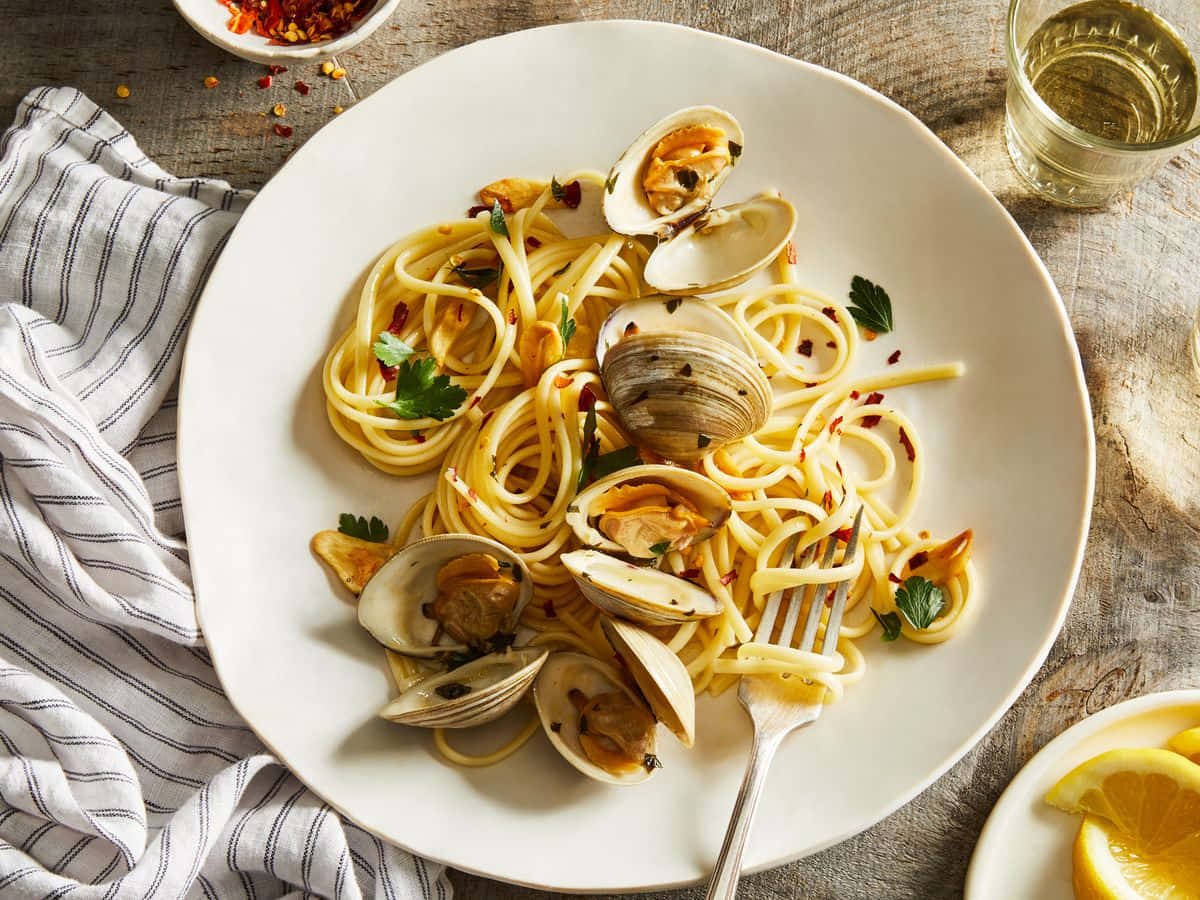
[379,647,548,729]
[602,106,797,294]
[599,618,695,748]
[532,652,661,785]
[566,464,731,560]
[596,296,771,461]
[560,549,722,626]
[358,534,533,659]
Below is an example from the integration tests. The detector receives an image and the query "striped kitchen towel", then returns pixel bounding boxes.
[0,87,449,899]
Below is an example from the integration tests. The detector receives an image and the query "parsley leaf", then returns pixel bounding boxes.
[592,446,641,481]
[551,176,564,203]
[675,168,699,190]
[665,297,682,313]
[489,200,508,237]
[729,141,743,161]
[576,405,640,489]
[558,297,576,358]
[604,171,619,194]
[872,609,902,642]
[373,332,415,367]
[377,358,467,421]
[847,275,894,334]
[649,541,671,556]
[451,263,500,289]
[894,576,944,630]
[338,513,389,543]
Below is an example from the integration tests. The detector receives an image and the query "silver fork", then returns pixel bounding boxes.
[704,506,864,900]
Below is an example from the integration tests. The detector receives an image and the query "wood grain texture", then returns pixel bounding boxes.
[6,1,1199,897]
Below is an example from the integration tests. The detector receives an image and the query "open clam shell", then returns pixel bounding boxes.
[642,192,797,295]
[595,295,754,365]
[379,647,548,729]
[358,533,533,659]
[560,549,722,626]
[600,617,695,748]
[602,105,743,239]
[566,464,731,560]
[533,652,659,785]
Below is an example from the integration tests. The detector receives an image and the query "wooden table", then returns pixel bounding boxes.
[8,1,1198,897]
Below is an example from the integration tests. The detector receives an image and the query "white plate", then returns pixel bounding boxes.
[966,690,1200,899]
[178,21,1095,893]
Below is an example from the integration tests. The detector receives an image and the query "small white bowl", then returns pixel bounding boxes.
[173,0,401,65]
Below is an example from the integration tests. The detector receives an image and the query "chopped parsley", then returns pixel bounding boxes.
[550,176,565,202]
[558,296,576,358]
[872,609,902,642]
[451,262,500,289]
[604,171,618,193]
[576,405,640,490]
[894,576,944,630]
[372,331,415,367]
[729,141,742,161]
[488,200,508,237]
[649,541,671,556]
[675,168,699,190]
[377,357,467,421]
[338,513,389,543]
[847,275,894,334]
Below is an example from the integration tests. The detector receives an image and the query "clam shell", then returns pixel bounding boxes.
[600,618,695,748]
[643,192,797,295]
[560,549,723,626]
[601,331,771,461]
[532,652,658,785]
[595,295,754,367]
[358,533,533,658]
[566,464,731,559]
[603,106,743,239]
[379,647,547,729]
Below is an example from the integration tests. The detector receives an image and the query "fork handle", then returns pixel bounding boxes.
[704,729,786,900]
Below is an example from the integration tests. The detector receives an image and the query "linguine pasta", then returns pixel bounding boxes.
[321,171,976,765]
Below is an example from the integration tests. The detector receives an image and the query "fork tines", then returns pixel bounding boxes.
[754,506,865,657]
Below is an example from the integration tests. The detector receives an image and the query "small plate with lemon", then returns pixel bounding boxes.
[966,689,1200,899]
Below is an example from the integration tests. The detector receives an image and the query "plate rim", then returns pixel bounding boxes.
[964,688,1200,899]
[178,18,1097,892]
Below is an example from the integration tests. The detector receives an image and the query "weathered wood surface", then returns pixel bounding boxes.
[7,1,1199,897]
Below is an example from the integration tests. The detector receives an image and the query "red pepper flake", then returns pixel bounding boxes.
[466,204,489,218]
[860,391,886,429]
[294,79,311,95]
[543,600,557,618]
[526,236,542,249]
[888,572,902,584]
[507,309,517,325]
[220,2,370,44]
[804,382,818,388]
[821,306,839,323]
[850,390,860,400]
[257,74,272,89]
[785,241,797,264]
[865,391,885,405]
[267,64,288,75]
[720,571,736,586]
[272,123,293,138]
[909,550,929,570]
[578,385,597,412]
[480,410,495,427]
[468,395,481,409]
[826,340,837,349]
[828,415,844,435]
[835,460,843,476]
[822,489,833,510]
[455,302,465,322]
[467,486,478,501]
[623,322,639,336]
[388,303,409,334]
[799,447,806,462]
[447,467,458,482]
[679,567,701,580]
[414,433,427,444]
[833,528,853,543]
[888,349,902,365]
[861,414,882,429]
[562,180,582,209]
[553,374,573,389]
[797,339,813,357]
[378,362,396,381]
[899,427,916,461]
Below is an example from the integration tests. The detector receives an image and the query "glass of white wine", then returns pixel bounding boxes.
[1006,0,1200,206]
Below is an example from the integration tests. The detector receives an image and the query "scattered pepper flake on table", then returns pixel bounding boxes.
[115,84,131,98]
[257,74,272,89]
[294,79,311,95]
[272,123,293,138]
[268,64,288,75]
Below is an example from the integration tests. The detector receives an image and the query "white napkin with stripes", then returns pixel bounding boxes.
[0,86,449,900]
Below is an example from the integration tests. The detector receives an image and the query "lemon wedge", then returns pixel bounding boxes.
[1047,748,1200,898]
[1168,726,1200,765]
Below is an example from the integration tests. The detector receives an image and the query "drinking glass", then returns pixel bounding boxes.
[1006,0,1200,206]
